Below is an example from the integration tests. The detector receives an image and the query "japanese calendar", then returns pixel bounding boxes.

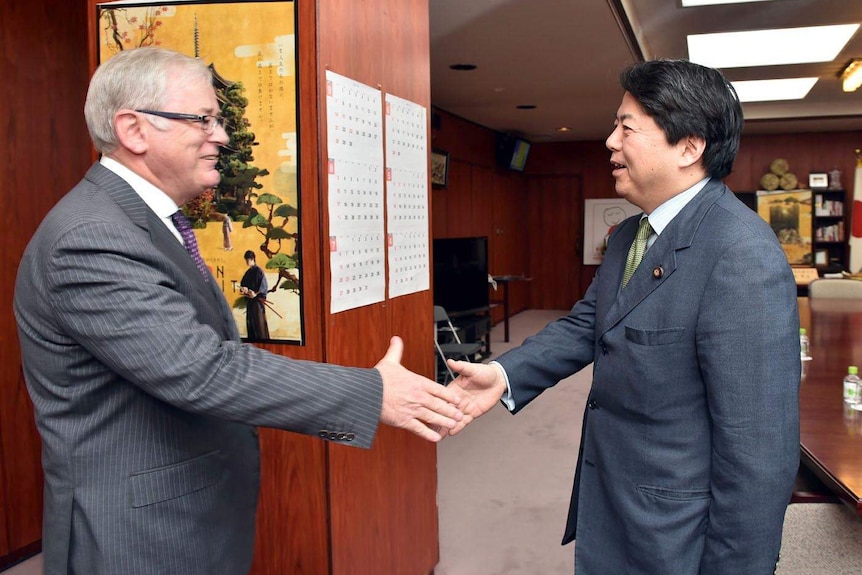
[325,70,386,313]
[385,93,430,298]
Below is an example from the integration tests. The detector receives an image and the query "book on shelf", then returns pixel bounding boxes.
[814,221,844,242]
[814,196,844,217]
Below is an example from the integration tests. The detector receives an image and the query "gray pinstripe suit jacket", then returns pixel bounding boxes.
[14,163,383,575]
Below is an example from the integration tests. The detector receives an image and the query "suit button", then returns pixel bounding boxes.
[337,433,347,440]
[319,430,329,438]
[328,432,339,440]
[588,399,598,409]
[346,433,355,441]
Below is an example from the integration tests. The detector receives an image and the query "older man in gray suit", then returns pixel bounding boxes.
[14,47,464,575]
[446,60,800,574]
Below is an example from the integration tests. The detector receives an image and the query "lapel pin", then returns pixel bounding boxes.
[653,267,664,279]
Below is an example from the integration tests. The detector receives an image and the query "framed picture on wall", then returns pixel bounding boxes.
[809,173,828,189]
[756,189,813,266]
[431,149,450,188]
[583,198,641,265]
[815,249,829,267]
[96,0,304,344]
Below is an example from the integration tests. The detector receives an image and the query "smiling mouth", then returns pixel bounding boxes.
[611,161,626,172]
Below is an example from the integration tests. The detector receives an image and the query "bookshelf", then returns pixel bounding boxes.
[813,189,847,272]
[736,187,850,280]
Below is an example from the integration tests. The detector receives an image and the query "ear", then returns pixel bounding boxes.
[114,110,149,155]
[679,135,706,169]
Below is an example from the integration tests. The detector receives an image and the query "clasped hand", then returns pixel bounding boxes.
[375,337,506,441]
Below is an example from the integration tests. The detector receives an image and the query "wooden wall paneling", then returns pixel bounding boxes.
[249,1,331,573]
[489,172,530,322]
[527,176,583,310]
[440,159,476,237]
[430,109,497,169]
[252,431,329,575]
[317,0,438,574]
[470,165,496,240]
[431,186,450,237]
[727,132,862,195]
[376,2,439,563]
[527,141,616,299]
[0,0,92,563]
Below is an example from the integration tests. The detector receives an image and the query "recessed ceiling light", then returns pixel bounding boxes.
[449,64,477,71]
[842,59,862,92]
[682,0,782,6]
[688,24,859,68]
[556,127,572,132]
[731,78,818,102]
[516,105,536,110]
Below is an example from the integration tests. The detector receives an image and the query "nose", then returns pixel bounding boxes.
[211,122,230,145]
[605,126,620,151]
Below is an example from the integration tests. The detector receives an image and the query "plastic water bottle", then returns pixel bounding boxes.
[843,366,860,405]
[799,328,810,360]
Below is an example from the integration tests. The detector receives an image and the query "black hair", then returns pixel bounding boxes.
[243,250,255,260]
[620,59,743,179]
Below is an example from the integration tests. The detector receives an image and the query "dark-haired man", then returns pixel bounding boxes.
[446,59,800,575]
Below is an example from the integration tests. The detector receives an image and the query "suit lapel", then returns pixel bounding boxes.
[597,181,727,336]
[86,163,240,342]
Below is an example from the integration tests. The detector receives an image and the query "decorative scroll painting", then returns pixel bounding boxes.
[756,189,813,266]
[325,70,386,313]
[583,198,641,265]
[96,1,303,343]
[384,93,430,299]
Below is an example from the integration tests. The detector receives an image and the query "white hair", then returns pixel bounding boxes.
[84,47,213,154]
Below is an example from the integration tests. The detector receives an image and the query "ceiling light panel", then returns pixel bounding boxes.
[731,78,818,102]
[688,24,859,68]
[681,0,783,6]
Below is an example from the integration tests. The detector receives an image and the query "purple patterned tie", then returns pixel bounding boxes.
[171,211,210,282]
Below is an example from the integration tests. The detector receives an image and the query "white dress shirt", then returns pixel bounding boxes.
[100,156,184,244]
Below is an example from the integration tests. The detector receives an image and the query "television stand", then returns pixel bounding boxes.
[447,306,492,358]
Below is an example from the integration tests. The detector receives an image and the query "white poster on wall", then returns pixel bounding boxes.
[583,198,641,265]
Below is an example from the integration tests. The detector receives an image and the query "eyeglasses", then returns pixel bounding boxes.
[135,109,226,134]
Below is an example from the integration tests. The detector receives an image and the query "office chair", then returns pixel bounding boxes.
[434,305,483,384]
[808,278,862,299]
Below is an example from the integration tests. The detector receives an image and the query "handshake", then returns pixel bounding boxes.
[375,336,506,441]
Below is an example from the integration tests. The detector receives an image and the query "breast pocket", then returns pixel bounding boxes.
[128,450,223,508]
[625,326,685,346]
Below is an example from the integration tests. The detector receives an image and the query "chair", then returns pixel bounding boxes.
[434,305,483,384]
[808,278,862,299]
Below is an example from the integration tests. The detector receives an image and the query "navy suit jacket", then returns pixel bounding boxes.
[497,179,800,574]
[14,163,384,574]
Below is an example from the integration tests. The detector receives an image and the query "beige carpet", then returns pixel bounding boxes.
[436,309,862,575]
[3,310,860,574]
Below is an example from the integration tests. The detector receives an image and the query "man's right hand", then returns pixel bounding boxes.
[442,360,507,436]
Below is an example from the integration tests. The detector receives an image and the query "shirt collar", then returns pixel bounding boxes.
[100,156,183,242]
[100,156,180,219]
[644,177,710,235]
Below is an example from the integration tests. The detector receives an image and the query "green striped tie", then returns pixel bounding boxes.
[622,218,652,288]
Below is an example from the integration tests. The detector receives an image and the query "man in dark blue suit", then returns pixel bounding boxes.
[447,59,800,574]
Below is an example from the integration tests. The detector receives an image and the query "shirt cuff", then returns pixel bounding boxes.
[489,361,515,412]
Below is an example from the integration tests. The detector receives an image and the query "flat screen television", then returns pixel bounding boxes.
[495,134,531,172]
[433,237,489,314]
